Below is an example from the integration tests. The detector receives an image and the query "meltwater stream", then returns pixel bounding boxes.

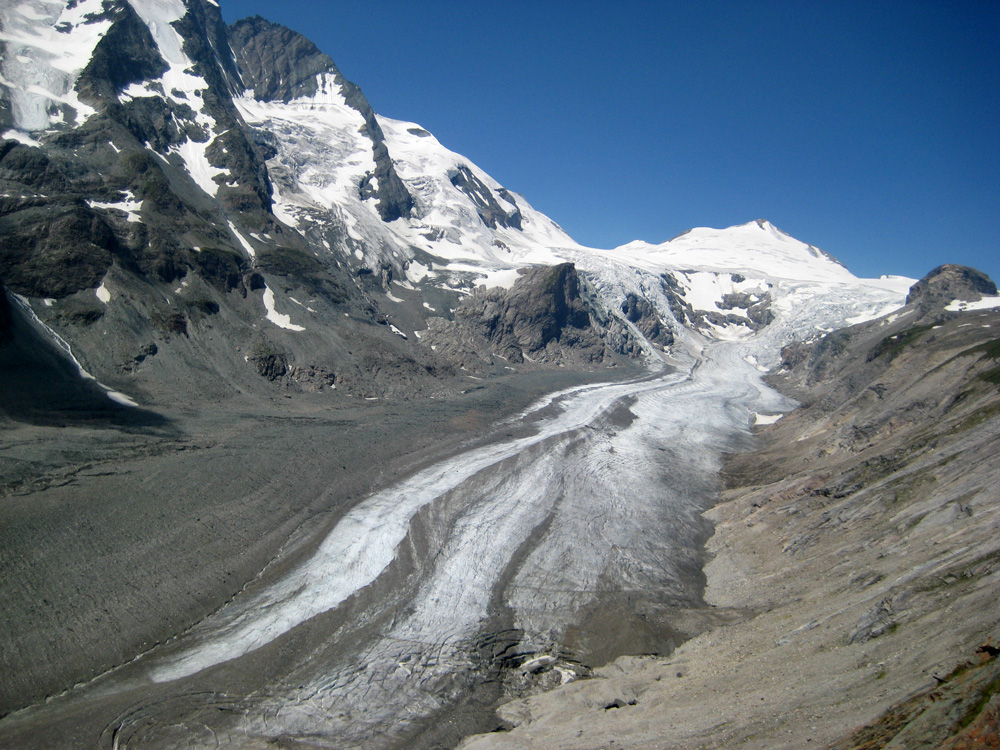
[122,339,791,749]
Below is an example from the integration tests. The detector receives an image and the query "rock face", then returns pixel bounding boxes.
[421,263,640,370]
[3,5,994,749]
[229,16,414,223]
[449,164,523,230]
[0,282,13,348]
[828,646,1000,750]
[620,292,674,348]
[905,263,998,310]
[661,271,774,334]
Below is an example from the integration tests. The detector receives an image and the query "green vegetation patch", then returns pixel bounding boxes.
[949,400,1000,434]
[964,337,1000,360]
[867,324,934,363]
[255,246,326,277]
[965,339,1000,385]
[933,337,1000,386]
[957,672,1000,731]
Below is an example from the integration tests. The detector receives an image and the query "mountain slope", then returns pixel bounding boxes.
[458,274,1000,750]
[1,0,915,411]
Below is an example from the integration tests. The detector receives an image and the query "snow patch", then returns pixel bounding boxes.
[87,191,143,223]
[95,283,110,304]
[1,129,41,147]
[477,267,524,290]
[406,261,431,283]
[107,390,140,407]
[945,296,1000,312]
[844,301,906,326]
[262,286,306,331]
[227,221,256,260]
[753,413,784,426]
[174,138,224,196]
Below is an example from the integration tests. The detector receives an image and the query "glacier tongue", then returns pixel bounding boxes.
[139,325,799,748]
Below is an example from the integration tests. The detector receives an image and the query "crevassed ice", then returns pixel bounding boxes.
[0,0,111,131]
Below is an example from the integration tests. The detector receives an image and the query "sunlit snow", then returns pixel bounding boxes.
[227,221,256,260]
[0,0,110,131]
[87,192,143,223]
[262,286,306,331]
[945,296,1000,312]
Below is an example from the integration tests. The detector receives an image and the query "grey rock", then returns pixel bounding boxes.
[0,281,12,348]
[453,263,617,365]
[76,2,168,101]
[621,292,674,347]
[229,16,413,222]
[905,263,997,312]
[449,164,523,230]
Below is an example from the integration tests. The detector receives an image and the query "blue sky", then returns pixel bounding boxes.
[221,1,999,284]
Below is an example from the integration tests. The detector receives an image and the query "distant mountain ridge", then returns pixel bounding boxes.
[0,0,923,410]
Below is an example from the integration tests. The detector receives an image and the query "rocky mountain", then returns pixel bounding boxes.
[0,0,912,413]
[1,2,998,749]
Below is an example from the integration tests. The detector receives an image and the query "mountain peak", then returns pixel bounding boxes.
[905,263,998,310]
[228,15,340,103]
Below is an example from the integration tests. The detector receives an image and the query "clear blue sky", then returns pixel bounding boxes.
[221,1,999,284]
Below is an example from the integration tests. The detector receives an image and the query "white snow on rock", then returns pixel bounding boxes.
[174,137,225,196]
[235,73,376,223]
[946,296,1000,312]
[126,0,229,193]
[753,412,784,426]
[262,286,306,331]
[227,221,256,260]
[87,191,143,223]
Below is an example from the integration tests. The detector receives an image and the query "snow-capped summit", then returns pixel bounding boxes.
[610,219,855,284]
[0,0,916,402]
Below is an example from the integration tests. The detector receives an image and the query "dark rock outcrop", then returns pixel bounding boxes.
[0,198,117,298]
[76,2,168,102]
[418,263,643,371]
[621,292,673,348]
[229,16,413,222]
[0,281,13,348]
[905,263,997,312]
[449,164,523,230]
[456,264,606,364]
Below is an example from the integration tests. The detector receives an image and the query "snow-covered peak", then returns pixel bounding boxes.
[377,115,580,267]
[606,219,858,284]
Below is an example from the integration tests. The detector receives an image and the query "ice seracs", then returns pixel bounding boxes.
[0,0,113,132]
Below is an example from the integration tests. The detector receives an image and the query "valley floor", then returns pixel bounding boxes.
[2,310,998,750]
[458,308,1000,750]
[0,366,627,745]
